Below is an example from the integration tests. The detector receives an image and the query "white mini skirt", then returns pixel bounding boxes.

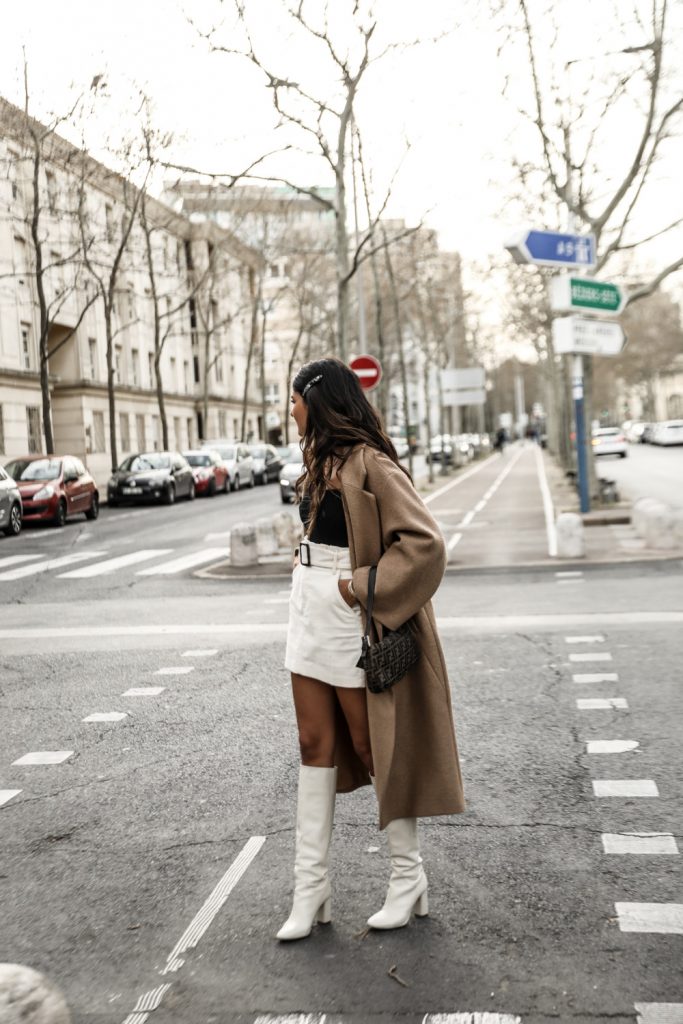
[284,541,366,688]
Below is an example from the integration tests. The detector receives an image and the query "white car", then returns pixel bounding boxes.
[591,427,628,458]
[624,421,646,443]
[653,419,683,446]
[202,440,255,490]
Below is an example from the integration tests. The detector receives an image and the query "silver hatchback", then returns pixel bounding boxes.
[0,465,23,536]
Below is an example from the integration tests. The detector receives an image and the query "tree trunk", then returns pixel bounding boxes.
[241,270,261,442]
[104,305,118,472]
[29,143,54,453]
[335,116,351,362]
[203,329,211,440]
[260,304,268,442]
[383,241,413,478]
[155,354,168,450]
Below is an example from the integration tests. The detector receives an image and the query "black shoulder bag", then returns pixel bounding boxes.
[355,564,420,693]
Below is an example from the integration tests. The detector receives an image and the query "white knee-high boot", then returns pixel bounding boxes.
[276,764,337,941]
[367,776,429,930]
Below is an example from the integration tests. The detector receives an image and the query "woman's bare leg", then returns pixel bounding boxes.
[290,673,337,767]
[335,687,374,775]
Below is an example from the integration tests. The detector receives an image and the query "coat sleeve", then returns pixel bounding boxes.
[351,454,447,631]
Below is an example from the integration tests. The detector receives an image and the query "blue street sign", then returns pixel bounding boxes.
[505,229,596,269]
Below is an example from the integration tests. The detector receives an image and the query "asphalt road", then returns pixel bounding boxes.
[1,464,682,1024]
[596,442,683,509]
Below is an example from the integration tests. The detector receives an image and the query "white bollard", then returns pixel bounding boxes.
[272,511,295,549]
[230,523,259,567]
[632,496,661,538]
[643,501,677,549]
[556,512,585,559]
[255,516,279,557]
[0,964,71,1024]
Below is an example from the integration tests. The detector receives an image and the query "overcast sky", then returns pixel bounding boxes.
[1,0,681,350]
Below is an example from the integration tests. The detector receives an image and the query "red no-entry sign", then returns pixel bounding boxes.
[350,354,382,391]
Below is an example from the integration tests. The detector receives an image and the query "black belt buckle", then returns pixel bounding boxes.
[299,540,311,566]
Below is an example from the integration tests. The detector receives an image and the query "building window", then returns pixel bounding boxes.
[20,323,32,369]
[173,416,182,449]
[170,357,177,391]
[114,345,123,384]
[119,413,130,452]
[136,414,146,451]
[127,287,135,322]
[26,406,42,453]
[105,204,115,244]
[45,170,57,214]
[183,360,190,393]
[193,355,200,383]
[88,337,98,380]
[8,150,19,199]
[148,353,156,387]
[131,349,140,387]
[265,382,279,404]
[186,416,194,448]
[0,405,5,454]
[92,411,105,452]
[233,418,239,439]
[215,346,224,383]
[218,410,227,436]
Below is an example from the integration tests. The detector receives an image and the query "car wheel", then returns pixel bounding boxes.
[233,474,240,492]
[248,471,255,488]
[620,451,627,458]
[3,502,22,536]
[187,481,196,501]
[223,475,230,494]
[164,484,176,506]
[85,493,99,520]
[53,499,67,528]
[208,478,217,497]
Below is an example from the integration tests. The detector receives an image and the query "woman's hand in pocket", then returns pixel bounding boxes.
[338,579,357,608]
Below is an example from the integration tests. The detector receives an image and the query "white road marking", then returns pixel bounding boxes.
[555,571,583,578]
[569,652,613,662]
[424,455,494,504]
[566,635,605,643]
[12,751,74,766]
[58,549,173,578]
[0,790,21,807]
[83,712,128,723]
[0,550,108,581]
[154,666,194,675]
[635,1003,683,1023]
[131,984,173,1012]
[136,547,230,575]
[534,442,557,558]
[577,698,628,710]
[460,510,476,527]
[593,779,659,798]
[254,1017,326,1024]
[121,1014,149,1024]
[447,532,463,551]
[474,499,486,512]
[203,531,232,541]
[182,649,218,657]
[423,1016,523,1024]
[556,578,585,585]
[122,687,165,697]
[265,597,290,604]
[602,833,679,855]
[0,554,42,570]
[161,835,265,975]
[586,740,639,753]
[616,903,683,934]
[573,673,619,683]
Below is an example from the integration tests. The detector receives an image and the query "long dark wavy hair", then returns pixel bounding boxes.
[292,357,408,531]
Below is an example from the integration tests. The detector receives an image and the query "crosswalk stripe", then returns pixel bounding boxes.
[0,551,108,581]
[58,549,173,578]
[616,903,683,933]
[0,554,42,570]
[635,1003,683,1023]
[136,547,230,575]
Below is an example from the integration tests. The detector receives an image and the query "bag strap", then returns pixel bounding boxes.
[361,564,378,652]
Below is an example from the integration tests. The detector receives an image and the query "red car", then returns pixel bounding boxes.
[182,449,229,497]
[4,455,99,527]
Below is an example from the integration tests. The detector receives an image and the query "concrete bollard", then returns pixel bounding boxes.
[0,964,71,1024]
[272,511,295,549]
[255,516,279,557]
[643,501,677,550]
[556,512,585,559]
[632,497,661,538]
[230,523,258,567]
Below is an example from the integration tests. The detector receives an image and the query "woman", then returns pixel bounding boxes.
[278,357,465,942]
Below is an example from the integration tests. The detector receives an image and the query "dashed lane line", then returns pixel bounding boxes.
[12,751,74,766]
[534,442,557,557]
[616,903,683,934]
[635,1003,683,1023]
[602,833,679,855]
[555,570,583,578]
[423,454,494,505]
[154,666,194,675]
[586,740,639,753]
[82,712,128,723]
[592,779,659,798]
[569,652,613,662]
[572,673,619,683]
[0,790,21,807]
[447,532,463,552]
[182,649,218,657]
[577,698,628,710]
[565,635,606,643]
[122,687,165,697]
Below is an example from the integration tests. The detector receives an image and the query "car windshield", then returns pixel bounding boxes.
[595,429,619,437]
[213,446,235,460]
[120,454,170,472]
[250,447,267,458]
[5,458,62,481]
[185,454,211,467]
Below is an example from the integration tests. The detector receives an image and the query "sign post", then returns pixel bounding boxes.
[350,354,382,392]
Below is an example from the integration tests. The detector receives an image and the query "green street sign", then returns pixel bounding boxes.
[550,277,626,316]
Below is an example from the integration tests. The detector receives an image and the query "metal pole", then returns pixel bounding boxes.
[573,354,590,512]
[350,115,367,355]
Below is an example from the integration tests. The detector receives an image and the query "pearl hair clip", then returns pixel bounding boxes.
[302,374,323,396]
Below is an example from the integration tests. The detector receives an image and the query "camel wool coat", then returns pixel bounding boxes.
[332,444,466,829]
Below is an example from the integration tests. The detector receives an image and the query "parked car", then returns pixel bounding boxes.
[624,421,646,443]
[4,455,99,526]
[248,443,283,485]
[279,458,304,504]
[591,427,628,458]
[641,422,657,443]
[389,436,410,459]
[653,419,683,446]
[108,451,195,506]
[182,449,229,496]
[202,440,255,490]
[0,465,22,536]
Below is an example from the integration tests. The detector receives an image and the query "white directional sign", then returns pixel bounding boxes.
[441,367,486,407]
[552,316,626,357]
[550,276,626,317]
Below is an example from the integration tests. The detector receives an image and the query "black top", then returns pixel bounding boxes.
[299,489,348,547]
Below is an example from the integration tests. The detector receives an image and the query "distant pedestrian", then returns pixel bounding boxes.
[278,356,465,942]
[494,427,507,454]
